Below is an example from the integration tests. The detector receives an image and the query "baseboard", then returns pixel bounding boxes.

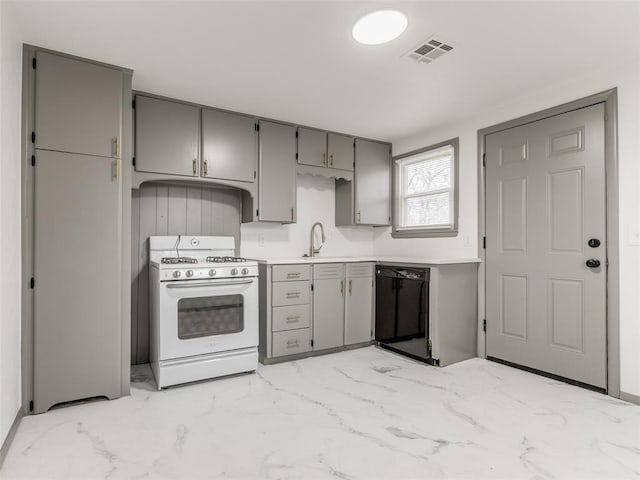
[0,409,22,470]
[620,390,640,405]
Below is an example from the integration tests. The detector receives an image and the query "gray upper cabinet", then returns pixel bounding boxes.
[355,139,391,225]
[202,108,257,183]
[134,95,199,177]
[327,133,354,171]
[35,52,122,158]
[258,121,296,223]
[297,127,327,167]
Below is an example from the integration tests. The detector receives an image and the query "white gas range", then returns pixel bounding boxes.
[149,235,258,389]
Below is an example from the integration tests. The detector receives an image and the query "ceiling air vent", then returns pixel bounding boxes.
[405,36,454,64]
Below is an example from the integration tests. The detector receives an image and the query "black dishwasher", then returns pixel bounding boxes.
[375,265,431,363]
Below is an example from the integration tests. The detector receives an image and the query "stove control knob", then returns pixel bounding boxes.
[209,269,216,277]
[186,270,194,278]
[241,268,249,276]
[231,268,238,276]
[173,270,181,278]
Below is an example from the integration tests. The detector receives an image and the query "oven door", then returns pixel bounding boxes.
[158,277,258,361]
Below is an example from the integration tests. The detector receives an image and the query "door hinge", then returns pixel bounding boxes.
[253,170,256,179]
[311,283,314,292]
[295,130,299,138]
[29,400,34,412]
[256,209,259,217]
[132,157,136,167]
[31,155,35,166]
[255,123,260,132]
[310,339,314,347]
[482,153,486,167]
[483,319,487,332]
[291,207,294,221]
[483,236,486,249]
[295,153,298,160]
[31,131,36,143]
[32,58,36,69]
[132,99,136,109]
[30,277,34,289]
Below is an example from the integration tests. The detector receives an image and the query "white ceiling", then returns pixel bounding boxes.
[8,1,640,141]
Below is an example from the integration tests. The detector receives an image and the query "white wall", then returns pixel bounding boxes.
[241,174,374,259]
[0,1,23,447]
[374,61,640,397]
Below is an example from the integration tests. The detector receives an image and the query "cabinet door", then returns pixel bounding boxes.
[355,139,391,225]
[345,276,373,345]
[297,127,327,167]
[34,150,121,413]
[328,133,354,171]
[259,121,296,222]
[202,108,257,182]
[135,95,199,177]
[35,52,122,158]
[313,278,345,350]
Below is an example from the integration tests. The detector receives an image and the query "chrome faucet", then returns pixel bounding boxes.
[309,222,326,257]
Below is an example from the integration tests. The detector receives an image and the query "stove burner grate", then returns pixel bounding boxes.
[206,256,248,263]
[161,257,198,264]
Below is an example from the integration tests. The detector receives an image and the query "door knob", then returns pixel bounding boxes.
[588,238,601,248]
[585,258,601,268]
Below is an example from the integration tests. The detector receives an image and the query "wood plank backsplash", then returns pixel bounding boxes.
[131,183,242,364]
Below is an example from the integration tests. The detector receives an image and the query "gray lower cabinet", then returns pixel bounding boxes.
[335,139,391,226]
[34,150,122,413]
[202,108,257,183]
[134,95,199,177]
[345,263,374,345]
[312,264,346,351]
[327,133,354,171]
[259,262,374,363]
[258,121,296,222]
[297,127,327,167]
[35,51,122,158]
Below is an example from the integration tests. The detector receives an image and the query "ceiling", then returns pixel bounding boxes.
[7,1,640,141]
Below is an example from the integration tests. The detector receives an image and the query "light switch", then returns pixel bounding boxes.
[629,224,640,246]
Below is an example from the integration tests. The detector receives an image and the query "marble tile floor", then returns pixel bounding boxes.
[1,346,639,480]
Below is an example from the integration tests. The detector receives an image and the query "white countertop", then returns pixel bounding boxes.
[252,256,481,265]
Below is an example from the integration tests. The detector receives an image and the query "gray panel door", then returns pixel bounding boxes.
[135,95,199,177]
[35,52,122,158]
[355,139,391,225]
[202,108,257,183]
[258,121,296,222]
[297,127,327,167]
[313,278,345,350]
[34,150,121,413]
[485,103,606,389]
[328,133,354,171]
[345,276,373,344]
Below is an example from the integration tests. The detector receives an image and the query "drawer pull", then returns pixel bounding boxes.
[286,292,301,298]
[286,272,301,278]
[286,315,300,323]
[286,339,300,348]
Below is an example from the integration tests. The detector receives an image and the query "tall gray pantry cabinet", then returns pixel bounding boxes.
[29,50,131,414]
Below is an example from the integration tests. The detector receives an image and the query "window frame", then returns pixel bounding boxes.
[392,137,459,238]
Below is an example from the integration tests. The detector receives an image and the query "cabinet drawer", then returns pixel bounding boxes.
[347,262,374,278]
[313,263,345,280]
[272,328,311,357]
[272,280,310,306]
[272,304,311,332]
[272,264,311,282]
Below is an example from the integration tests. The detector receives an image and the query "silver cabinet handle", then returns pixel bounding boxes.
[340,280,344,296]
[329,153,334,167]
[112,159,119,180]
[286,272,301,278]
[203,159,208,176]
[285,315,300,323]
[348,280,352,295]
[286,339,300,348]
[322,152,327,167]
[192,158,197,176]
[286,292,301,298]
[112,136,120,158]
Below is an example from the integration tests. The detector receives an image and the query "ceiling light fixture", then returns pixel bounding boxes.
[352,10,408,45]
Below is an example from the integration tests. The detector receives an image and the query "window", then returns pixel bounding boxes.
[392,138,459,238]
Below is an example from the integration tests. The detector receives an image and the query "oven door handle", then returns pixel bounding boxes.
[166,279,255,288]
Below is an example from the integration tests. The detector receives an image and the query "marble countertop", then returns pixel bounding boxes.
[252,256,481,265]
